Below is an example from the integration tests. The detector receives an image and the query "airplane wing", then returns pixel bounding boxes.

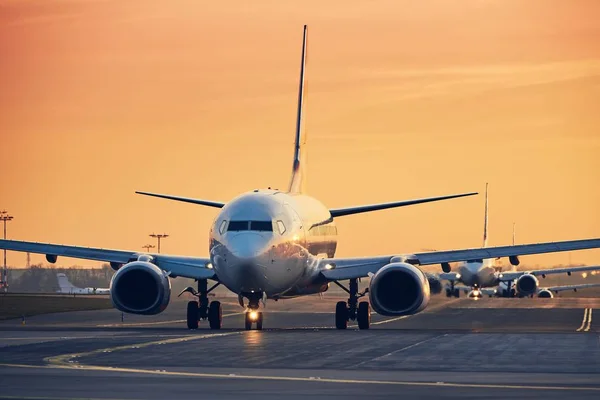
[498,265,600,282]
[544,282,600,293]
[0,239,215,280]
[411,239,600,266]
[320,238,600,281]
[329,192,477,218]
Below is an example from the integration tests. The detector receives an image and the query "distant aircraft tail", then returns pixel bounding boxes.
[288,25,308,194]
[56,273,77,293]
[483,183,489,248]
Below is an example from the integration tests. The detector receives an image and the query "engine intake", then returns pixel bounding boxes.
[516,273,539,296]
[369,262,430,316]
[537,289,554,298]
[110,261,171,315]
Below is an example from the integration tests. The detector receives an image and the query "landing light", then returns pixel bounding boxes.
[324,264,335,270]
[249,311,259,321]
[206,263,213,269]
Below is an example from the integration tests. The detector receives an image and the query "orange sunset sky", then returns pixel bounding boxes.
[1,0,599,268]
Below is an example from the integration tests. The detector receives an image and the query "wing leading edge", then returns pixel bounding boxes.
[329,192,477,218]
[0,239,214,280]
[320,238,600,281]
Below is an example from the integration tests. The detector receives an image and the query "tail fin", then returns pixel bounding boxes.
[512,222,516,246]
[56,273,77,293]
[483,183,489,248]
[288,25,308,194]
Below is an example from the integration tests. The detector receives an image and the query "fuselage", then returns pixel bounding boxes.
[457,258,498,288]
[209,189,337,299]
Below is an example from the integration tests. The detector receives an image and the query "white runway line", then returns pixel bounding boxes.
[584,309,593,332]
[576,308,591,332]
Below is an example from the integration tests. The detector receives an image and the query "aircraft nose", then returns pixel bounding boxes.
[227,232,271,259]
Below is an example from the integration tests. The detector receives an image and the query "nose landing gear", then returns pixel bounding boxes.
[242,292,264,331]
[180,279,222,330]
[333,278,370,330]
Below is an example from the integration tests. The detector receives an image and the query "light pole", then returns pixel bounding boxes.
[0,210,14,292]
[142,244,155,253]
[149,233,169,254]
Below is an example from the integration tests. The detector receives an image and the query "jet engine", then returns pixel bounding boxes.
[516,273,539,296]
[110,258,171,315]
[369,262,430,316]
[537,289,554,298]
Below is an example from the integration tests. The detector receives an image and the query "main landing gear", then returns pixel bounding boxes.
[333,278,370,330]
[445,282,460,298]
[242,292,263,331]
[180,279,222,330]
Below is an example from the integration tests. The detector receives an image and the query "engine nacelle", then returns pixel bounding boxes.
[369,262,430,316]
[516,273,539,296]
[537,289,554,298]
[110,261,171,315]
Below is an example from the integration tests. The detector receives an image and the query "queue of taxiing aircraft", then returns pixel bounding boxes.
[2,25,600,331]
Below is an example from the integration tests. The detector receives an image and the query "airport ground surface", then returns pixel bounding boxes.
[1,295,599,399]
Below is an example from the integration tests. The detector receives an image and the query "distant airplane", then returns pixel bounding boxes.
[56,273,110,295]
[465,282,600,299]
[2,26,600,331]
[440,184,600,298]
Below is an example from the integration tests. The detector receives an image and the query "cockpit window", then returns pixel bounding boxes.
[250,221,273,232]
[276,220,286,235]
[467,259,484,264]
[228,221,249,231]
[227,221,274,232]
[219,220,227,234]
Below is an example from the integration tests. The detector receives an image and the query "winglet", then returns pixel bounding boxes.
[288,25,308,194]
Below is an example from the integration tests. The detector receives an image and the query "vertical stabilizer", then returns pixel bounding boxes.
[483,183,489,248]
[288,25,308,194]
[512,222,516,246]
[56,273,77,293]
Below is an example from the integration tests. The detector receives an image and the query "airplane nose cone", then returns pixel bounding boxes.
[228,232,271,259]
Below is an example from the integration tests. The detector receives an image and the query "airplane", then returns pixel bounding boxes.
[465,282,600,299]
[1,25,600,331]
[56,273,110,295]
[440,184,600,298]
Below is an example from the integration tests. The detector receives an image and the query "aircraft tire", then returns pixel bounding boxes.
[256,312,263,331]
[208,301,222,330]
[244,313,252,330]
[187,301,199,330]
[335,301,348,330]
[357,301,370,330]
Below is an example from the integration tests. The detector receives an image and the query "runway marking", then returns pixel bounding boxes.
[584,309,593,332]
[2,361,600,392]
[349,334,447,368]
[96,312,241,327]
[44,331,241,366]
[0,395,131,400]
[576,308,593,332]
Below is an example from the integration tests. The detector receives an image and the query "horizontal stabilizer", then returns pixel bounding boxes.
[329,192,477,218]
[136,191,225,209]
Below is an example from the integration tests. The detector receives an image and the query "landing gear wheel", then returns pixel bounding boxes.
[208,301,222,330]
[357,301,370,330]
[244,313,252,330]
[256,312,263,331]
[187,301,199,330]
[445,288,452,298]
[335,301,349,330]
[453,289,460,298]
